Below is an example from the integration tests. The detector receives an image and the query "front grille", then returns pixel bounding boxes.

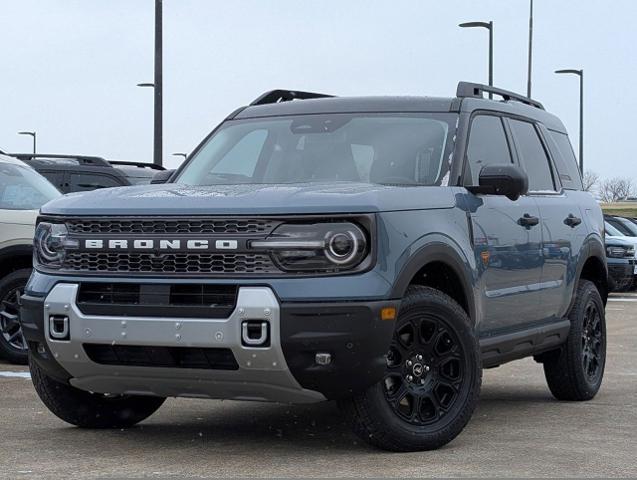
[62,252,278,275]
[65,218,279,235]
[83,344,239,370]
[77,282,238,318]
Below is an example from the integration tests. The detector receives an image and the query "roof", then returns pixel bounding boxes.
[235,96,457,119]
[234,83,567,133]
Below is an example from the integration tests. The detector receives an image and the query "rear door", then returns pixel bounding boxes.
[507,119,580,320]
[463,114,543,334]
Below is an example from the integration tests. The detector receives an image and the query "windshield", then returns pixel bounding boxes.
[0,162,60,210]
[605,221,626,237]
[176,113,456,186]
[614,217,637,236]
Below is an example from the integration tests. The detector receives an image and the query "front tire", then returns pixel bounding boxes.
[0,268,31,365]
[29,353,165,428]
[341,286,481,451]
[543,279,606,401]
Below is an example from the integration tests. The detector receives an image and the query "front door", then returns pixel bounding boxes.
[463,114,544,335]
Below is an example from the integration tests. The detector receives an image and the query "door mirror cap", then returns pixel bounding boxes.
[468,164,529,201]
[150,169,175,184]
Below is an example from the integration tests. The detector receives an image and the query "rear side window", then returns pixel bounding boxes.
[508,119,555,192]
[464,115,512,186]
[548,131,582,190]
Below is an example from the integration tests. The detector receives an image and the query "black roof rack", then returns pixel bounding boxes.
[250,89,334,106]
[109,160,165,171]
[456,81,544,110]
[12,153,112,167]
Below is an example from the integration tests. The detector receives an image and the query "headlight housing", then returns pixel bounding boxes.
[606,245,634,258]
[251,222,369,272]
[34,222,78,268]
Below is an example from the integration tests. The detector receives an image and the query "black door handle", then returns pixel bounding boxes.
[518,213,539,228]
[564,214,582,228]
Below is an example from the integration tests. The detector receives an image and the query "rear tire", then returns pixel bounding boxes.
[0,269,31,365]
[341,286,481,451]
[543,279,606,401]
[29,353,165,428]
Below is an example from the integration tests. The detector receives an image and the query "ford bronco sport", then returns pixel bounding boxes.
[20,82,607,451]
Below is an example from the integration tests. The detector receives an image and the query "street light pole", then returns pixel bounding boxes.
[527,0,533,98]
[18,131,36,157]
[154,0,163,168]
[555,69,584,173]
[172,152,187,161]
[459,21,494,98]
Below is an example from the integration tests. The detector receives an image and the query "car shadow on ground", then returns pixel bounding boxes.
[45,385,557,454]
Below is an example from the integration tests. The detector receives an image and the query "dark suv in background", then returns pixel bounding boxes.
[21,83,607,452]
[12,154,164,193]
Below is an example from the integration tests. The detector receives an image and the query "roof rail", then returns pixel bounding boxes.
[456,82,544,110]
[109,160,165,171]
[250,89,334,106]
[13,153,112,167]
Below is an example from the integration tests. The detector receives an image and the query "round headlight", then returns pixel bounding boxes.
[251,221,369,272]
[326,231,359,264]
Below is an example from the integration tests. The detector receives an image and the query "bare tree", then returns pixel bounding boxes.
[582,171,599,193]
[599,177,635,203]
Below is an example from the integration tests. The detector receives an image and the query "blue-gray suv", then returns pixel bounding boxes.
[20,82,607,451]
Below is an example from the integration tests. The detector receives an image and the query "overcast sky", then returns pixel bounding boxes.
[0,0,634,177]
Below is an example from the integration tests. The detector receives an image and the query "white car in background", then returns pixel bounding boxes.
[0,153,60,364]
[605,220,637,273]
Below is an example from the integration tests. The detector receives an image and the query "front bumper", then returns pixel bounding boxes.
[21,283,397,402]
[607,257,635,290]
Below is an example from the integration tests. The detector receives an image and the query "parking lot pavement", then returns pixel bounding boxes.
[1,298,636,479]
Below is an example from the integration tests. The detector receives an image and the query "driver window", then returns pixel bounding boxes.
[465,115,513,186]
[211,129,268,177]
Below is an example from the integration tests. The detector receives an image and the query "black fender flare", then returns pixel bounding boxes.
[390,241,477,324]
[571,235,608,307]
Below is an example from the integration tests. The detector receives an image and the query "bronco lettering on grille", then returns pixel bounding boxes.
[83,239,239,251]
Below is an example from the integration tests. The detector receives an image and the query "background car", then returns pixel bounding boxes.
[605,220,637,287]
[605,237,635,292]
[0,153,60,363]
[11,153,164,193]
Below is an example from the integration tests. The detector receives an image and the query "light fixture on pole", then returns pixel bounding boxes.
[18,131,36,158]
[459,21,494,98]
[555,69,584,173]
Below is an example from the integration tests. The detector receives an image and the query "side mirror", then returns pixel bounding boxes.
[150,169,175,184]
[468,164,529,201]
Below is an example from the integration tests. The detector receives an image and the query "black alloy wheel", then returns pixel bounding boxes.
[384,314,465,425]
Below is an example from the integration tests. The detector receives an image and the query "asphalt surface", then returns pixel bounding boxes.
[1,294,636,479]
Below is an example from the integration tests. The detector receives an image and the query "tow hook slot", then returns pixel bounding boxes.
[241,320,270,347]
[49,315,70,340]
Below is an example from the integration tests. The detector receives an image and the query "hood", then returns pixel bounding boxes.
[605,234,637,245]
[40,182,457,216]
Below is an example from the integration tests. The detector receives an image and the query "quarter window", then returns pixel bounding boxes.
[548,131,582,190]
[509,119,555,192]
[465,115,512,186]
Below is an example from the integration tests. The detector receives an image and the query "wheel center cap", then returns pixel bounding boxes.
[412,363,424,377]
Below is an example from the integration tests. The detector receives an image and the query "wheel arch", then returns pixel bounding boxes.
[575,239,608,306]
[390,242,476,324]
